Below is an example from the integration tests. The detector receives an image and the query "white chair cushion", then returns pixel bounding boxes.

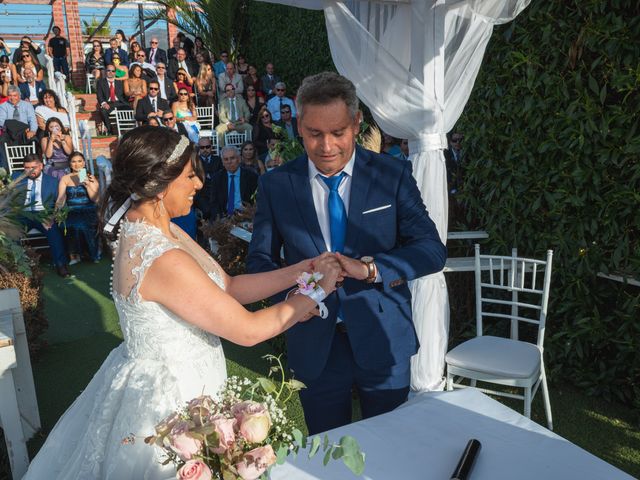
[446,336,541,379]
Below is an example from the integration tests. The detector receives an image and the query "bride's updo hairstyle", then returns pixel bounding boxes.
[99,126,196,239]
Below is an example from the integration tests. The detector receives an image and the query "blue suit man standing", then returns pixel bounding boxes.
[13,153,70,277]
[247,72,447,434]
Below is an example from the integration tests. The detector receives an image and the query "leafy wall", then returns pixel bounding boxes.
[457,1,640,406]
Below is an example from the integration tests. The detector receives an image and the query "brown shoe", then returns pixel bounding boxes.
[56,265,71,278]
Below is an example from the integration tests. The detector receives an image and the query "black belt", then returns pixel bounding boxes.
[335,322,347,334]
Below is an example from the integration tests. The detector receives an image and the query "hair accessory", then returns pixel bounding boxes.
[166,135,190,166]
[295,272,328,319]
[103,192,141,233]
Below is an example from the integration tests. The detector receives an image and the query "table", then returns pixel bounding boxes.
[272,389,632,479]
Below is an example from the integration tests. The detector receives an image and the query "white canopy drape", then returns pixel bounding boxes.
[259,0,530,391]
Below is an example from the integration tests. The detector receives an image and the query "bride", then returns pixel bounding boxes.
[24,126,342,479]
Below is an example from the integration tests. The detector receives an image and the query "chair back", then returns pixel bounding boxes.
[114,110,136,137]
[196,106,214,130]
[474,244,553,348]
[86,73,96,94]
[4,144,37,174]
[224,131,246,148]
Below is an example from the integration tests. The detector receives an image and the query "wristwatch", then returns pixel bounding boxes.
[360,256,376,283]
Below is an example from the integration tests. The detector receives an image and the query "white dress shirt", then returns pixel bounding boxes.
[24,176,44,211]
[157,76,168,100]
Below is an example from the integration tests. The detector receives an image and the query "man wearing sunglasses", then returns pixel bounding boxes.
[96,64,130,134]
[215,83,252,146]
[144,37,167,67]
[161,111,188,138]
[135,81,169,123]
[154,63,177,103]
[267,82,296,122]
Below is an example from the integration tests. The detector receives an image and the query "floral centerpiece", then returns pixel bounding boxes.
[145,355,365,479]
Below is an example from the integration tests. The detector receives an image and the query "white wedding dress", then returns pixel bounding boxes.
[24,219,228,479]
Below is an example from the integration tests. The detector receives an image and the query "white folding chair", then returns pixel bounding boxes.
[196,106,214,130]
[224,131,247,148]
[114,110,136,137]
[445,244,554,430]
[3,144,37,174]
[85,73,96,94]
[210,134,219,156]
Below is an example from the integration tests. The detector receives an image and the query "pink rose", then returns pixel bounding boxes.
[176,459,212,480]
[235,445,277,480]
[231,401,272,444]
[169,421,203,461]
[210,414,237,454]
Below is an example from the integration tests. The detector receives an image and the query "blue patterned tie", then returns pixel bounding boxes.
[227,174,235,216]
[321,173,347,253]
[30,179,37,211]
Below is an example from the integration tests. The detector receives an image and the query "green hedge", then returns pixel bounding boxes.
[457,1,640,407]
[244,1,335,92]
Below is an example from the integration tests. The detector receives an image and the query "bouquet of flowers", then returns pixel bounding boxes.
[145,355,365,479]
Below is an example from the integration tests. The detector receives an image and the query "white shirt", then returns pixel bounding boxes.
[24,176,44,211]
[157,76,168,100]
[28,83,38,102]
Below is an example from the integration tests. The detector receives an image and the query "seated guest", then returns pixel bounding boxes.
[124,63,147,110]
[96,65,130,135]
[244,84,264,125]
[167,48,197,80]
[55,151,100,264]
[194,136,222,220]
[195,63,215,107]
[111,53,129,79]
[0,38,11,58]
[193,37,210,62]
[275,104,299,141]
[252,106,276,158]
[145,37,167,67]
[135,80,169,123]
[215,83,252,146]
[85,41,105,80]
[104,37,128,67]
[217,62,244,97]
[244,65,262,96]
[13,153,70,277]
[0,55,13,86]
[236,54,248,76]
[161,110,188,137]
[154,62,176,103]
[128,41,143,64]
[115,30,128,53]
[172,88,199,143]
[130,50,157,82]
[167,36,181,61]
[0,85,38,148]
[240,140,265,176]
[146,116,162,127]
[41,117,73,180]
[208,145,258,219]
[266,82,296,122]
[260,62,280,99]
[13,50,44,84]
[18,68,45,105]
[213,50,229,77]
[35,89,69,136]
[177,32,194,58]
[0,70,9,103]
[173,68,194,96]
[11,37,42,67]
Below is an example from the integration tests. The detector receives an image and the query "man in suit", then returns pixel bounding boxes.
[104,37,128,67]
[167,48,197,81]
[275,104,300,142]
[96,64,131,135]
[260,62,280,99]
[215,84,252,146]
[13,153,70,277]
[0,86,37,151]
[145,37,167,67]
[135,80,169,123]
[167,36,181,61]
[208,145,258,219]
[18,68,46,105]
[178,32,194,59]
[217,62,244,97]
[154,62,177,103]
[162,110,188,137]
[194,136,223,221]
[444,132,464,194]
[246,72,447,435]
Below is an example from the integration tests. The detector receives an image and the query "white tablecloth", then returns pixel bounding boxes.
[272,389,632,479]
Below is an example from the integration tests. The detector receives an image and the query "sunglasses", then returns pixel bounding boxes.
[22,55,30,59]
[163,116,175,121]
[179,92,189,96]
[262,114,271,119]
[200,145,212,149]
[276,88,285,92]
[149,87,159,91]
[151,41,158,44]
[106,69,116,72]
[156,66,166,69]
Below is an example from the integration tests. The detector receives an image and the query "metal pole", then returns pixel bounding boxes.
[138,4,146,49]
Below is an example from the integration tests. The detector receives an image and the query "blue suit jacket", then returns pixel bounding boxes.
[12,171,59,210]
[246,146,447,380]
[18,81,46,102]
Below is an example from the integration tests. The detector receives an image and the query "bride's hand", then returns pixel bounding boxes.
[313,253,344,295]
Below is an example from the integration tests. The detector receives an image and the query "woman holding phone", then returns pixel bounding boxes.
[56,151,101,264]
[41,117,73,179]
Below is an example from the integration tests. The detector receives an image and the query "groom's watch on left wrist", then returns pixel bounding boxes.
[361,256,376,283]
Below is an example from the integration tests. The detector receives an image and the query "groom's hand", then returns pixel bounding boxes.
[335,253,369,281]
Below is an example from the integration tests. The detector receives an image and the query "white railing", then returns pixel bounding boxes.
[66,91,79,150]
[44,55,79,149]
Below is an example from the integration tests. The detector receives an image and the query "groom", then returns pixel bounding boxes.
[246,72,447,435]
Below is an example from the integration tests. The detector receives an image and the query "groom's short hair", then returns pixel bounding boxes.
[296,72,359,121]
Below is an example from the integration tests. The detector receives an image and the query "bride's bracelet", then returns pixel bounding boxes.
[294,272,329,319]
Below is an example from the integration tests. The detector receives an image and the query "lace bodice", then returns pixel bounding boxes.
[111,219,226,369]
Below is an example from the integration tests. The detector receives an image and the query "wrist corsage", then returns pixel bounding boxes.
[295,272,328,319]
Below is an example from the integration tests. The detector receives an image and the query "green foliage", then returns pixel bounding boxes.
[457,1,640,407]
[245,1,335,92]
[82,16,112,37]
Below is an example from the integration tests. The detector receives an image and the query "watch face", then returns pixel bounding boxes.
[361,256,374,263]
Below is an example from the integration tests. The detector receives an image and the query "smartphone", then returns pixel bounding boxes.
[78,168,87,183]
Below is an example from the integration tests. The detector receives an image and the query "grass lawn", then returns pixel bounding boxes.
[1,259,638,478]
